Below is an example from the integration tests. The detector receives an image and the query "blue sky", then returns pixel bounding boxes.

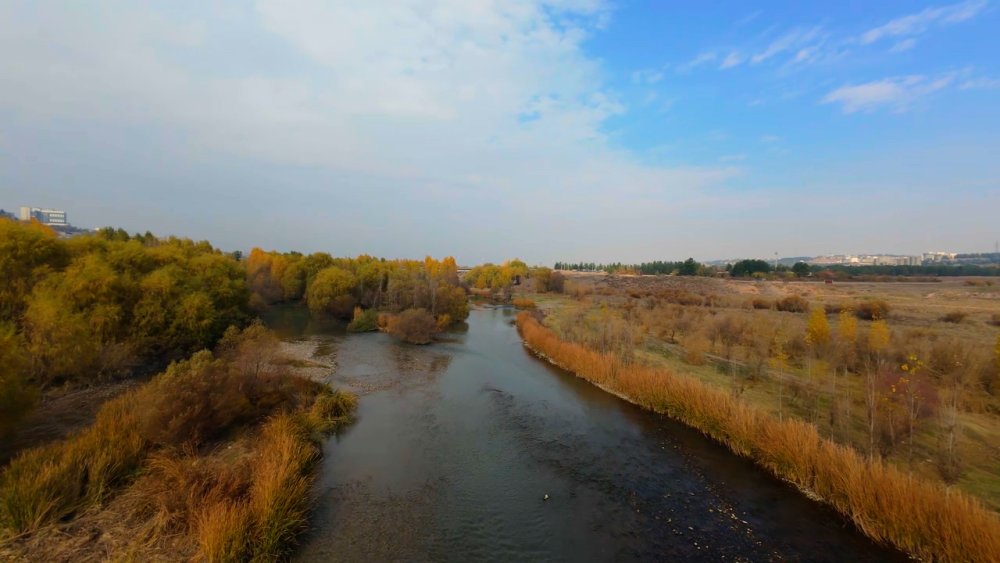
[1,1,997,264]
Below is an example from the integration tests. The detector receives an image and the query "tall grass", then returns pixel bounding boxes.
[516,312,1000,562]
[0,393,145,535]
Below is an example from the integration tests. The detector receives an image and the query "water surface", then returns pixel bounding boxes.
[268,306,904,562]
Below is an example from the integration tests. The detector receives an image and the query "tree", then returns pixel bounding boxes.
[306,266,357,318]
[679,258,699,276]
[730,259,772,277]
[792,261,811,277]
[865,319,891,457]
[385,308,437,344]
[0,324,37,436]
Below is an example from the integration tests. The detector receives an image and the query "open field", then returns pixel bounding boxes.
[522,273,1000,510]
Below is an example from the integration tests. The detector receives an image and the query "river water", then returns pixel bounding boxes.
[267,306,905,562]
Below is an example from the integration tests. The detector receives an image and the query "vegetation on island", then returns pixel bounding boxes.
[245,248,469,343]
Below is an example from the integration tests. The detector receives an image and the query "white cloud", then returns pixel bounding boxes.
[679,52,716,71]
[889,38,918,53]
[760,134,780,143]
[719,52,744,70]
[821,74,954,113]
[750,27,822,64]
[0,0,737,261]
[860,0,988,45]
[960,77,1000,89]
[632,68,665,84]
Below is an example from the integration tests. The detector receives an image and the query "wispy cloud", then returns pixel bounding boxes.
[760,134,780,143]
[889,38,918,53]
[751,27,823,64]
[719,52,744,70]
[860,0,988,45]
[679,52,716,72]
[822,74,955,113]
[632,67,665,84]
[960,77,1000,89]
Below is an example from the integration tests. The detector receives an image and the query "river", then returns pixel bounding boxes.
[265,305,905,562]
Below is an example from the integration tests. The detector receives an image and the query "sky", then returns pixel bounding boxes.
[1,0,998,265]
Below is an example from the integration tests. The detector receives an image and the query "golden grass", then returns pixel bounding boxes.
[0,393,145,535]
[1,373,356,561]
[517,312,1000,562]
[512,297,537,309]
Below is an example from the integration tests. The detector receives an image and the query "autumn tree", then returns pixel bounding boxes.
[306,266,357,318]
[865,319,891,457]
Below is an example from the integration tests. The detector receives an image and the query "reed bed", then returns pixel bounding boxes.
[516,312,1000,562]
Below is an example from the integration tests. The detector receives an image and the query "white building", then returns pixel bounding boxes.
[19,207,67,226]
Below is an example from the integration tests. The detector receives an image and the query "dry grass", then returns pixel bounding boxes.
[517,312,1000,562]
[512,297,537,309]
[0,393,145,535]
[0,334,357,561]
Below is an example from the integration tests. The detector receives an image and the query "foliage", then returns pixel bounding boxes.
[0,322,356,560]
[385,308,437,344]
[246,249,468,328]
[347,306,379,332]
[517,313,1000,562]
[0,324,36,436]
[0,220,249,391]
[512,297,536,309]
[856,299,890,321]
[306,266,357,318]
[775,295,809,313]
[729,259,772,277]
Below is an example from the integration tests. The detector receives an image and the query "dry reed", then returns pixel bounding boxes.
[516,312,1000,562]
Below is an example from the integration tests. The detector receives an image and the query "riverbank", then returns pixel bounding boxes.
[516,311,1000,562]
[0,324,357,561]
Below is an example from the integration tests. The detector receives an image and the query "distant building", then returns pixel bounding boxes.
[19,206,67,226]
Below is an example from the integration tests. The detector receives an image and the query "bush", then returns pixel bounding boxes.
[751,298,773,310]
[776,295,809,313]
[346,307,378,332]
[823,302,848,315]
[940,311,967,324]
[855,300,890,320]
[512,297,536,309]
[385,308,437,344]
[990,314,1000,327]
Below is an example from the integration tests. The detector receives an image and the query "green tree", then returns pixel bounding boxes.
[792,261,811,277]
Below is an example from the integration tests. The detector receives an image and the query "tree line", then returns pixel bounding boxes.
[1,219,252,434]
[245,248,470,342]
[553,258,706,276]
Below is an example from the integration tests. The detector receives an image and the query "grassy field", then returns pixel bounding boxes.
[523,273,1000,510]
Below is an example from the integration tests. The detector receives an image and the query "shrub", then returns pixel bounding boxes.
[940,311,967,324]
[512,297,536,309]
[823,302,847,315]
[776,295,809,313]
[346,307,378,333]
[385,308,437,344]
[515,313,1000,562]
[990,313,1000,327]
[855,299,890,320]
[0,394,145,533]
[751,298,773,310]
